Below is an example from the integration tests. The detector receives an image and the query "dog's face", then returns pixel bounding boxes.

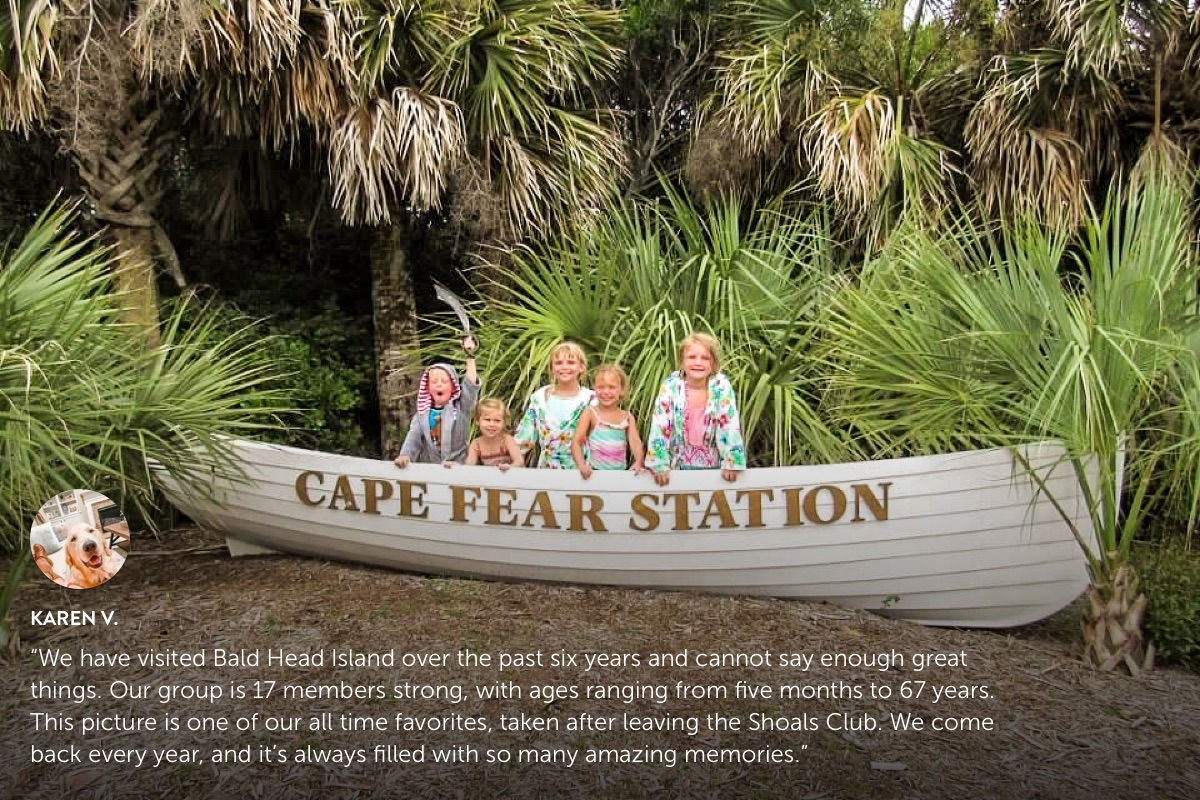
[63,523,116,589]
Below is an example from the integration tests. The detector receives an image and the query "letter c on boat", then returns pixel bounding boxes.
[295,471,327,506]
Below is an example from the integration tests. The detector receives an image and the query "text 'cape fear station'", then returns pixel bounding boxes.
[293,471,892,532]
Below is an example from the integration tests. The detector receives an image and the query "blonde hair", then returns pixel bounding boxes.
[591,363,629,399]
[548,341,588,378]
[475,397,509,423]
[679,332,721,372]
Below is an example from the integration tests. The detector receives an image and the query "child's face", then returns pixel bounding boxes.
[682,344,715,383]
[551,352,584,385]
[427,368,454,407]
[593,373,623,408]
[477,409,506,438]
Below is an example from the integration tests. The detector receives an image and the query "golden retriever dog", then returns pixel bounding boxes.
[32,544,66,586]
[62,523,120,589]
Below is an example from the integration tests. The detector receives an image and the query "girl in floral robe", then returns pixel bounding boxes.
[515,341,596,468]
[644,332,745,486]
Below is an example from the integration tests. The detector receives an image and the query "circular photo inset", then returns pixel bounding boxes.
[30,490,130,589]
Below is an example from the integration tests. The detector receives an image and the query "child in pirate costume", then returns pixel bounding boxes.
[393,336,480,468]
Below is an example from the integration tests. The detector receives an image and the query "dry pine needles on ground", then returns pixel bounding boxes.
[2,527,1198,800]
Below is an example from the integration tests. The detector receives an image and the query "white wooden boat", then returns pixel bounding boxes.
[159,439,1098,628]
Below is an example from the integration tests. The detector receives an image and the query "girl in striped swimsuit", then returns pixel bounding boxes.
[571,364,646,478]
[465,398,523,470]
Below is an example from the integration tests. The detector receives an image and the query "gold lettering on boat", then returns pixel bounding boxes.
[698,490,737,529]
[804,484,846,524]
[397,481,428,519]
[736,489,773,528]
[362,478,392,514]
[450,485,481,521]
[784,486,804,526]
[328,474,359,511]
[629,493,659,531]
[669,492,702,531]
[567,494,606,532]
[852,482,890,522]
[296,471,326,506]
[291,473,892,531]
[486,488,518,526]
[522,491,558,529]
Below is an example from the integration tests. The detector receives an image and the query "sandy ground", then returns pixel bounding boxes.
[2,525,1198,800]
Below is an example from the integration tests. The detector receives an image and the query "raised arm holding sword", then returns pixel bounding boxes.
[391,282,480,469]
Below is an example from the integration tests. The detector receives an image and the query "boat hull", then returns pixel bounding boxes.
[159,440,1096,628]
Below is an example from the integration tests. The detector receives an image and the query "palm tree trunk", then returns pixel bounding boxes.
[371,222,421,457]
[108,226,161,350]
[1081,561,1153,673]
[76,107,172,350]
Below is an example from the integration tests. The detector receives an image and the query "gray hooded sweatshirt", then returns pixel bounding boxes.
[398,363,479,463]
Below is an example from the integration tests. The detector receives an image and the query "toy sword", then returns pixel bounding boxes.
[433,281,477,351]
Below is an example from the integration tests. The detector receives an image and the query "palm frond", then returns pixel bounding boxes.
[282,2,359,126]
[354,0,449,88]
[1131,130,1195,193]
[178,2,359,151]
[712,42,827,156]
[1048,0,1131,74]
[805,90,958,250]
[892,129,957,212]
[434,0,621,101]
[1166,354,1200,546]
[130,0,303,83]
[0,0,59,131]
[1,201,292,551]
[805,90,894,214]
[431,0,620,135]
[966,52,1111,226]
[707,0,836,157]
[1051,0,1190,75]
[328,87,466,224]
[1188,6,1200,71]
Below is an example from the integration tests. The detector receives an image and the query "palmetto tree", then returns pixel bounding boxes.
[1,2,335,345]
[1,201,288,652]
[699,0,982,250]
[331,0,626,455]
[3,2,627,454]
[823,180,1200,671]
[966,0,1200,225]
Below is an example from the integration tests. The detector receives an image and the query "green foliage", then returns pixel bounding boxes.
[0,201,291,554]
[268,329,371,455]
[1133,541,1200,671]
[622,0,723,42]
[271,303,374,455]
[823,180,1200,578]
[175,297,375,456]
[467,182,859,466]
